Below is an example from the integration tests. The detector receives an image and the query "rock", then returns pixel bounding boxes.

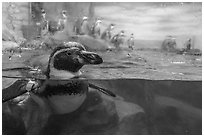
[2,41,19,51]
[161,36,177,52]
[13,21,23,29]
[2,2,29,44]
[3,25,25,44]
[16,37,27,45]
[14,12,28,20]
[22,20,29,25]
[2,28,15,41]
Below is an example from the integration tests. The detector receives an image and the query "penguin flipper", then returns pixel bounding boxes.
[88,83,116,97]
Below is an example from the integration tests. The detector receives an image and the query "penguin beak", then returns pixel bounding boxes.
[79,51,103,65]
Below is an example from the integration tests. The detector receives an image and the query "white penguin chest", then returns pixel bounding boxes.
[48,94,87,114]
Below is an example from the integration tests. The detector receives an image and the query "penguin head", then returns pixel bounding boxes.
[33,42,103,114]
[96,19,102,24]
[61,10,67,15]
[110,24,115,30]
[82,16,88,21]
[41,9,46,17]
[46,41,103,79]
[120,30,125,35]
[41,9,46,14]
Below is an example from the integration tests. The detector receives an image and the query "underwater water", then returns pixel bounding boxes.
[2,49,202,134]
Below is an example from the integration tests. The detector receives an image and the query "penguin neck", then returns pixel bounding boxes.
[43,68,87,114]
[62,14,67,19]
[82,20,87,24]
[95,23,100,27]
[42,14,46,19]
[49,68,82,79]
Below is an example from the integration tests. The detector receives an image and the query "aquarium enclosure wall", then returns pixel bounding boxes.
[2,2,202,135]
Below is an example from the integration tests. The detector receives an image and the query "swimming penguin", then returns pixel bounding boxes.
[3,42,147,135]
[90,18,102,39]
[101,23,115,42]
[80,16,90,35]
[3,42,106,134]
[32,42,103,114]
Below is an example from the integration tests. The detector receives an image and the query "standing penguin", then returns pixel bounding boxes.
[90,18,102,39]
[58,10,68,31]
[127,33,134,50]
[40,9,48,30]
[73,18,82,35]
[101,24,115,42]
[111,30,125,49]
[185,38,192,51]
[80,16,90,35]
[40,9,49,37]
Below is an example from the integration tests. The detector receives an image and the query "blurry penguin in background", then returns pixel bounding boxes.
[48,10,67,35]
[40,9,49,36]
[111,30,125,49]
[127,33,134,50]
[185,38,192,51]
[58,10,68,31]
[101,23,115,42]
[41,9,48,29]
[90,18,102,39]
[80,16,90,35]
[73,17,82,35]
